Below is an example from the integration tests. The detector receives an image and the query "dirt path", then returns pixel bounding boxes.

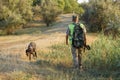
[0,14,97,57]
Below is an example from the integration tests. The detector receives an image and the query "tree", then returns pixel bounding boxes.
[64,0,72,13]
[40,0,61,27]
[56,0,65,12]
[64,0,84,15]
[0,0,33,35]
[33,0,84,27]
[82,0,120,34]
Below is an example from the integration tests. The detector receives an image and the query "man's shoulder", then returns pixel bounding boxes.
[79,22,85,28]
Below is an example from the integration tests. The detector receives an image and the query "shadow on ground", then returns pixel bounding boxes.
[0,53,119,80]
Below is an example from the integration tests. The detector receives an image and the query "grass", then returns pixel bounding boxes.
[83,35,120,78]
[4,71,34,80]
[84,35,120,70]
[0,13,119,79]
[0,18,60,36]
[14,27,42,35]
[0,53,36,80]
[36,40,120,80]
[39,35,120,79]
[0,35,120,80]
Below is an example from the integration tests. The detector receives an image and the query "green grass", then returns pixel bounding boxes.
[0,20,59,36]
[14,25,55,35]
[84,35,120,71]
[83,35,120,79]
[0,53,38,80]
[5,71,33,80]
[14,27,42,35]
[36,35,120,80]
[0,35,120,80]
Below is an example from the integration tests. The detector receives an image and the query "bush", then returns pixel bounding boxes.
[40,0,61,27]
[37,41,119,79]
[81,0,120,33]
[84,35,120,71]
[0,0,33,35]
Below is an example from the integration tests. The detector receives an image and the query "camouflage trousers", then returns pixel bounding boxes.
[71,46,83,68]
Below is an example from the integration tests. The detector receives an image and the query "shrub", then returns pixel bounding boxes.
[82,0,120,33]
[40,0,61,27]
[84,35,120,71]
[0,0,33,35]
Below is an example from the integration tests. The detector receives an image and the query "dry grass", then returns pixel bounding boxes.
[0,36,119,80]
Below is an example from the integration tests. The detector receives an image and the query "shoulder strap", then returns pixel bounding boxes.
[79,23,87,33]
[79,23,84,28]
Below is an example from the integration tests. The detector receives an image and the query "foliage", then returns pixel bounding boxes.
[0,0,33,35]
[33,0,41,6]
[27,0,85,28]
[64,0,84,14]
[81,0,120,33]
[0,0,85,32]
[55,0,65,12]
[63,0,72,13]
[33,0,84,15]
[84,35,120,71]
[40,0,61,27]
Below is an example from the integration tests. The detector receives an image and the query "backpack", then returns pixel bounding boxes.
[72,23,85,48]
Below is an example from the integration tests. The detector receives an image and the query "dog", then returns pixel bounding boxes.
[25,42,37,60]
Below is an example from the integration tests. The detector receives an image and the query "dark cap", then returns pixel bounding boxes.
[72,15,78,22]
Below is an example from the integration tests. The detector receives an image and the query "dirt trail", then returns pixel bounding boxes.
[0,14,97,57]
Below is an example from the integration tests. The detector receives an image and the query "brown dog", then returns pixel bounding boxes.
[26,42,37,60]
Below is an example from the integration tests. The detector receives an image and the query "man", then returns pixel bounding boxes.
[66,15,87,70]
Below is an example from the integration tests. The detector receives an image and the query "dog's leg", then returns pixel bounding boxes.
[28,53,31,61]
[26,52,28,56]
[26,49,29,56]
[35,51,37,58]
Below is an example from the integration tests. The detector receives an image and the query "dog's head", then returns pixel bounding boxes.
[26,47,34,53]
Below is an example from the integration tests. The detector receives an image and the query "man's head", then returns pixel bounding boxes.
[72,15,79,23]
